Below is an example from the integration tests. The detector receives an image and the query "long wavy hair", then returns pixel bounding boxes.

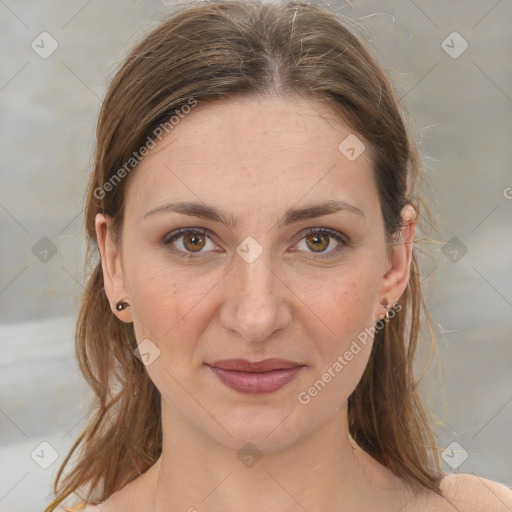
[45,0,445,509]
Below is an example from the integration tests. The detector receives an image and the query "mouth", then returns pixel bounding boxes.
[205,359,305,394]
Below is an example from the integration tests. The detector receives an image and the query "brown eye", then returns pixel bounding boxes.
[182,232,206,252]
[305,232,329,252]
[163,227,348,261]
[163,228,215,258]
[295,228,348,260]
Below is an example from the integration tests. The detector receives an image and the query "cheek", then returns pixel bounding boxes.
[291,270,378,404]
[298,340,372,422]
[124,254,175,343]
[127,264,210,397]
[126,256,218,355]
[292,267,378,346]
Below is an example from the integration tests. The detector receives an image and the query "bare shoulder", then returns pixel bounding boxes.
[77,476,140,512]
[437,473,512,511]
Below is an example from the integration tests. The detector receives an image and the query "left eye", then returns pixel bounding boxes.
[295,228,347,259]
[162,227,348,260]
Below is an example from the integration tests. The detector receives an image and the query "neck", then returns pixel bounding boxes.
[139,400,405,512]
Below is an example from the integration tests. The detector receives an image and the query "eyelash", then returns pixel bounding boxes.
[162,227,349,260]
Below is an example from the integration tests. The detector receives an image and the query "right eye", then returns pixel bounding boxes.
[162,227,218,258]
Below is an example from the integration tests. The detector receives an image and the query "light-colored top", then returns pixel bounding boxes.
[63,504,85,512]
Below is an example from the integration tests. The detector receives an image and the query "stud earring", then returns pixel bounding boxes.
[115,300,130,312]
[381,298,391,323]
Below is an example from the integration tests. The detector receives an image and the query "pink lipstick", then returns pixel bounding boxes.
[206,358,304,394]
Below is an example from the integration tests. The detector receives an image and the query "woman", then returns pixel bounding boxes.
[45,0,512,511]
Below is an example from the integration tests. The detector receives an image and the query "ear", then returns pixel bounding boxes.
[95,213,133,323]
[374,204,417,322]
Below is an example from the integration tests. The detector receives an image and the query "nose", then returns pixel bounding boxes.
[219,244,292,343]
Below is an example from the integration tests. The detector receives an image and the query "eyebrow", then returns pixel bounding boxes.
[141,199,365,227]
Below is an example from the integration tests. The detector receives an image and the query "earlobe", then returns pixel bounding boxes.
[94,213,132,322]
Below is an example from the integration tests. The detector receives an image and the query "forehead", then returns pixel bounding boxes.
[124,94,380,228]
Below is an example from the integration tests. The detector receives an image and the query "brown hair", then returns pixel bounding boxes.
[45,0,445,509]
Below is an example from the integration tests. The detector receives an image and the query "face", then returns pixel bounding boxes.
[96,94,415,452]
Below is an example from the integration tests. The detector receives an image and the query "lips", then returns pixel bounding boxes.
[209,358,303,372]
[206,359,305,394]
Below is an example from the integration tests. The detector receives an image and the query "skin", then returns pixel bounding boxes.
[93,94,449,512]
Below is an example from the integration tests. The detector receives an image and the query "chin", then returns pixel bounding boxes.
[207,405,310,454]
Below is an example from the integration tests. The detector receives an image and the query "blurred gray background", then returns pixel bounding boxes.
[1,0,511,511]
